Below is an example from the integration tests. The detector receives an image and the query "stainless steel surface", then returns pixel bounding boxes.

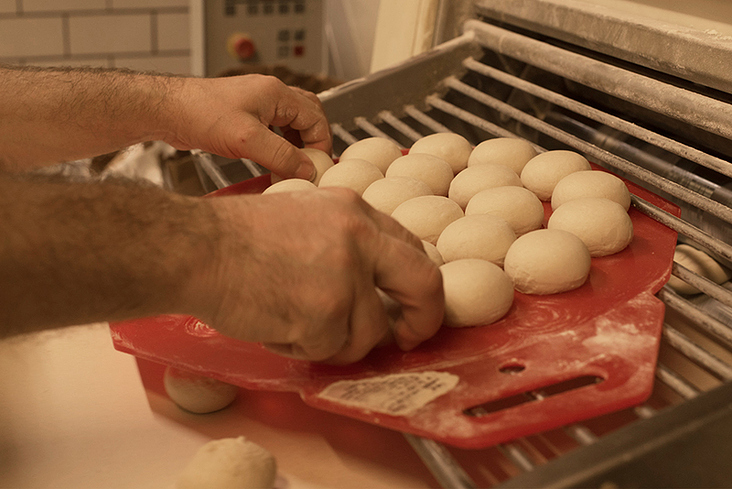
[405,434,477,489]
[319,34,482,128]
[472,0,732,95]
[190,149,232,190]
[316,6,732,485]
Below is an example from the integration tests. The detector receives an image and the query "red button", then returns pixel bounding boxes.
[294,45,304,57]
[234,37,256,59]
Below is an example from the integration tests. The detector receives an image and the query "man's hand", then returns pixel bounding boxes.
[190,188,444,364]
[162,75,332,181]
[0,66,330,178]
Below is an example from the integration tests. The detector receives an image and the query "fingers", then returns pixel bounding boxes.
[371,234,444,351]
[227,189,442,364]
[240,122,317,180]
[263,81,332,154]
[357,200,425,251]
[288,87,333,152]
[232,77,332,180]
[355,200,443,350]
[322,281,391,365]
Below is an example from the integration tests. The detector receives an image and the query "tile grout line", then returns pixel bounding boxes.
[62,13,71,58]
[150,10,158,55]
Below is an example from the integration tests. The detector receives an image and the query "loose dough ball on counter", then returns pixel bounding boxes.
[318,158,383,196]
[176,437,277,489]
[436,215,516,266]
[385,153,454,196]
[468,137,538,176]
[262,178,317,195]
[270,147,334,186]
[410,132,473,174]
[391,195,464,245]
[465,186,545,236]
[440,259,514,328]
[339,137,403,174]
[422,240,445,266]
[548,198,633,257]
[362,176,433,215]
[667,244,732,295]
[163,366,238,414]
[504,229,591,295]
[448,163,523,209]
[552,170,631,211]
[520,150,591,201]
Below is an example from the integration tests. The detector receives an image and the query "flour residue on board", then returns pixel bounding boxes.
[582,317,654,353]
[184,319,219,338]
[317,371,459,417]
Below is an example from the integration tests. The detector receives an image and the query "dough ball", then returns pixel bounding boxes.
[504,229,591,295]
[176,437,277,489]
[362,176,433,215]
[468,137,538,176]
[436,215,516,266]
[410,132,472,174]
[163,366,238,414]
[339,137,403,174]
[385,153,454,196]
[465,186,545,236]
[667,244,732,295]
[270,148,334,185]
[262,178,317,195]
[440,259,514,327]
[448,163,523,209]
[548,197,633,257]
[422,240,445,266]
[520,150,591,201]
[552,170,631,211]
[391,195,464,245]
[318,158,383,196]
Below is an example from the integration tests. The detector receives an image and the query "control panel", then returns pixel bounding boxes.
[197,0,325,77]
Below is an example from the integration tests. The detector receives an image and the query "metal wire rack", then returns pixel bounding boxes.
[312,13,732,489]
[174,6,732,486]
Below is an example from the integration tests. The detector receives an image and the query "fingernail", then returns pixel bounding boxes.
[295,162,317,182]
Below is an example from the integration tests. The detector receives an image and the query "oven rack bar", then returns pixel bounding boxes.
[463,19,732,142]
[333,97,732,269]
[438,76,732,227]
[332,118,732,488]
[459,57,732,180]
[319,16,732,486]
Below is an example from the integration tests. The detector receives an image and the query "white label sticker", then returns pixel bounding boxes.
[317,371,459,417]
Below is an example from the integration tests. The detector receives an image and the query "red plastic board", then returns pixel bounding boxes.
[110,165,679,448]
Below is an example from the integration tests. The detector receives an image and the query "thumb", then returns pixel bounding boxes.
[241,123,316,180]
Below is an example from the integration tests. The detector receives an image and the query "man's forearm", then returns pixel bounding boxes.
[0,65,179,170]
[0,173,219,337]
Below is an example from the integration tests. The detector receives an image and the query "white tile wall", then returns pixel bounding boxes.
[70,14,152,54]
[115,54,190,74]
[0,0,16,14]
[112,0,189,8]
[0,18,64,58]
[157,12,189,52]
[0,0,191,75]
[23,0,106,12]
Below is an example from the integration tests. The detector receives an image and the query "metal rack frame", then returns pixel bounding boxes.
[315,13,732,488]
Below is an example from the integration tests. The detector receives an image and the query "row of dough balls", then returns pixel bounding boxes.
[265,135,634,329]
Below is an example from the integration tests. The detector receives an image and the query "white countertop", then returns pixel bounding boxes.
[0,324,436,489]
